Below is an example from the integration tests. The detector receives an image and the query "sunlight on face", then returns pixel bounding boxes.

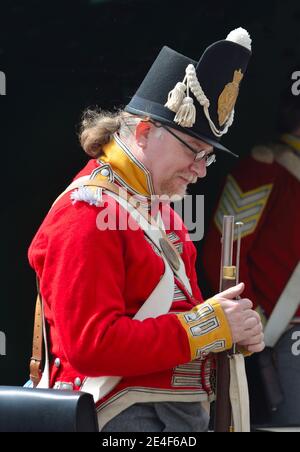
[145,124,212,198]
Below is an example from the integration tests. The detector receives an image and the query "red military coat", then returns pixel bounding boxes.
[28,136,231,428]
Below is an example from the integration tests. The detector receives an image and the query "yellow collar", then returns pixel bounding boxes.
[280,134,300,156]
[99,134,154,198]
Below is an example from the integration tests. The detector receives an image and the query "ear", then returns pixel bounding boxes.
[135,121,151,148]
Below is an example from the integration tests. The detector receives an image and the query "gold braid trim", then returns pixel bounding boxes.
[177,298,233,360]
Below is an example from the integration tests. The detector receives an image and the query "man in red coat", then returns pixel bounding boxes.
[28,28,264,432]
[202,91,300,427]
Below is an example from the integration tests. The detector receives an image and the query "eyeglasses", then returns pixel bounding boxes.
[149,121,216,166]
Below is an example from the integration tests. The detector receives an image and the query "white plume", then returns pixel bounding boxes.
[226,27,252,51]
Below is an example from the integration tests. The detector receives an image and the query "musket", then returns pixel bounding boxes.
[214,216,250,432]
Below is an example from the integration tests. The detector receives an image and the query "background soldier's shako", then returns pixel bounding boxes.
[126,27,252,156]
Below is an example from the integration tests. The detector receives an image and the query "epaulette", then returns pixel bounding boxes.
[274,148,300,182]
[252,142,300,181]
[251,145,274,164]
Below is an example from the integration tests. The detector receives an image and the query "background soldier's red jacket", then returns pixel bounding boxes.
[202,135,300,319]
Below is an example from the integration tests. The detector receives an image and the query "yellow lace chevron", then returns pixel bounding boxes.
[214,174,273,239]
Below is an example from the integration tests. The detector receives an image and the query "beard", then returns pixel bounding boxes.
[158,174,194,200]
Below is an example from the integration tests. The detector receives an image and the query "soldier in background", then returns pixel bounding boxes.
[202,88,300,427]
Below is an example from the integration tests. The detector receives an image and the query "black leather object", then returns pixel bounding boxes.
[0,386,99,432]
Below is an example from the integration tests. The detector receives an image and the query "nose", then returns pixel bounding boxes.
[189,159,207,178]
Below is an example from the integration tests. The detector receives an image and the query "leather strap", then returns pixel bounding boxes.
[30,281,43,387]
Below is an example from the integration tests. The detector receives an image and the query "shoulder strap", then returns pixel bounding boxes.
[30,278,50,388]
[30,279,43,387]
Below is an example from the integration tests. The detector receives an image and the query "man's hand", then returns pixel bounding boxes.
[214,282,265,353]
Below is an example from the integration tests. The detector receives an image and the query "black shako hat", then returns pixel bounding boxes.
[125,28,252,156]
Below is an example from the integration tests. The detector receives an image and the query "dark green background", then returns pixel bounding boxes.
[0,0,300,385]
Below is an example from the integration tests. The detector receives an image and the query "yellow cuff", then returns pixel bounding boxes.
[177,298,233,360]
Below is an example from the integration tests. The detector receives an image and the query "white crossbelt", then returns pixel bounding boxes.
[264,261,300,347]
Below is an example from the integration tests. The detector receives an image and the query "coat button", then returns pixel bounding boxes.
[54,358,61,368]
[74,377,82,387]
[100,168,110,177]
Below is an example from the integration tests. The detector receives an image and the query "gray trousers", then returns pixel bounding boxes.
[270,326,300,426]
[101,402,209,432]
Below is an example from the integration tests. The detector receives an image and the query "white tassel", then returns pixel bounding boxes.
[165,82,187,112]
[174,96,196,127]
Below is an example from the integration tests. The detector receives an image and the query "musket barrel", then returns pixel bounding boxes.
[222,216,235,268]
